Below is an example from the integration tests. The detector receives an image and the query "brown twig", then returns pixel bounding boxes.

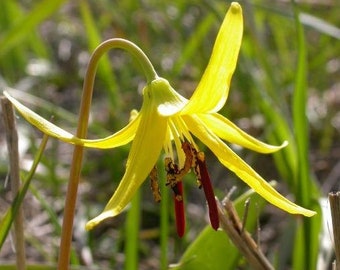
[217,197,274,270]
[1,96,26,270]
[329,192,340,270]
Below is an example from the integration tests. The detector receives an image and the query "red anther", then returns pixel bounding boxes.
[173,181,185,237]
[196,152,219,230]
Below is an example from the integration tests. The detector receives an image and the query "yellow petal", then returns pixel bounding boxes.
[86,81,168,230]
[4,91,82,144]
[181,2,243,114]
[199,113,288,153]
[80,114,140,149]
[185,115,316,217]
[4,91,138,149]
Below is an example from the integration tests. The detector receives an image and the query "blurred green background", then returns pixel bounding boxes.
[0,0,339,269]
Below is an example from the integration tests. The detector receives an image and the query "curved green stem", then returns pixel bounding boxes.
[57,38,158,270]
[78,38,158,138]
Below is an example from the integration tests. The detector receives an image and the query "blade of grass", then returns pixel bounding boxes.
[159,163,170,270]
[0,1,26,80]
[0,134,49,249]
[299,13,340,40]
[291,1,321,269]
[291,0,310,206]
[124,189,141,270]
[0,0,66,58]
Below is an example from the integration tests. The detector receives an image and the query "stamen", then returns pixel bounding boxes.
[164,157,179,187]
[180,141,194,175]
[171,183,183,201]
[150,166,161,203]
[173,182,185,237]
[164,141,219,237]
[164,157,186,237]
[164,142,193,187]
[186,143,202,188]
[196,152,219,230]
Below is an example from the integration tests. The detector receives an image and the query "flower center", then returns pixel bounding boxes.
[149,140,219,236]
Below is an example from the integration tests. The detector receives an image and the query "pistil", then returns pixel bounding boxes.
[196,152,219,230]
[149,140,219,236]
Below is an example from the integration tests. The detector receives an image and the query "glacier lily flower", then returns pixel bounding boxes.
[3,2,316,237]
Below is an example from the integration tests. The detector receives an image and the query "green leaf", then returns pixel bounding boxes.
[171,226,236,270]
[171,189,268,270]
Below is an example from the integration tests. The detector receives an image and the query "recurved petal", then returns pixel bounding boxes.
[199,113,288,153]
[181,2,243,115]
[80,114,140,149]
[4,91,138,149]
[184,115,316,217]
[85,99,168,230]
[4,91,82,144]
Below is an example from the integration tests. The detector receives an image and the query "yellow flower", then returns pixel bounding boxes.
[4,2,316,234]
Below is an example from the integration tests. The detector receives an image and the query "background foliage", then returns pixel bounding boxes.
[0,0,339,269]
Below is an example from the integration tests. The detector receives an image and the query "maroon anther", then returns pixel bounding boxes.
[172,181,185,237]
[196,152,219,230]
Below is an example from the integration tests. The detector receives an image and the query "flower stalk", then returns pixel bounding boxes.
[197,152,219,230]
[57,38,158,270]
